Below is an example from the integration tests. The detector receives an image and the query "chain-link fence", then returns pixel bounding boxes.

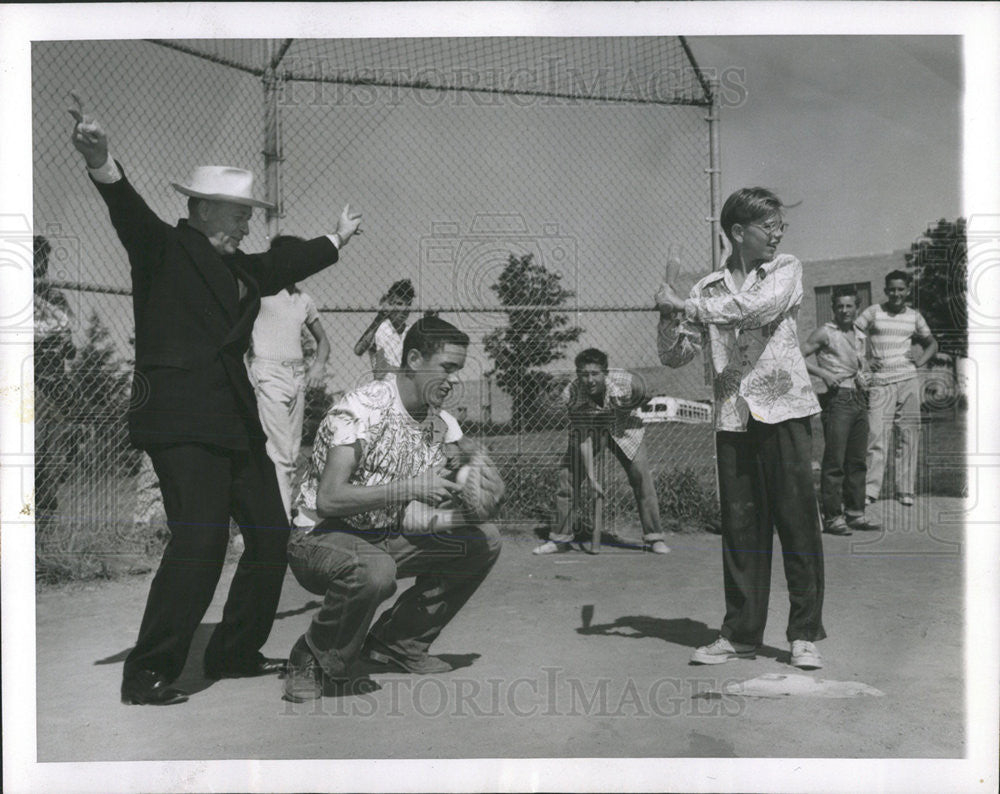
[31,38,718,577]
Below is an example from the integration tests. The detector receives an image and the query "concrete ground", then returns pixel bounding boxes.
[35,496,964,762]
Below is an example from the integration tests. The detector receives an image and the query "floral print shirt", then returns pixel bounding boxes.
[561,369,646,460]
[657,253,820,432]
[293,379,462,532]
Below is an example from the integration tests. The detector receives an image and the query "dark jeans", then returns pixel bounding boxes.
[287,517,502,678]
[716,417,826,646]
[124,441,290,682]
[819,387,869,520]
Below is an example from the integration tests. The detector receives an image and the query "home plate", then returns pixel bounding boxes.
[721,673,884,699]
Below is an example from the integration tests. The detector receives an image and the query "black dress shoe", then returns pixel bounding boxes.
[204,653,288,680]
[121,670,189,706]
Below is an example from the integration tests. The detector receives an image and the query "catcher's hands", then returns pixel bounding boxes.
[454,451,505,522]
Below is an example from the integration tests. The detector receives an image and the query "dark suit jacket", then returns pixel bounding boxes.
[92,163,339,450]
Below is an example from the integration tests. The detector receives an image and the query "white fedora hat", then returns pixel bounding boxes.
[171,166,274,209]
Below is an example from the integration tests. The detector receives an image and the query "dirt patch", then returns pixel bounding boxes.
[35,497,963,761]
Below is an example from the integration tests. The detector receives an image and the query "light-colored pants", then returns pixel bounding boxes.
[866,378,921,500]
[287,518,502,678]
[249,357,307,518]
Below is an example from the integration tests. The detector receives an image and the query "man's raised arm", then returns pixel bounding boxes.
[68,92,170,262]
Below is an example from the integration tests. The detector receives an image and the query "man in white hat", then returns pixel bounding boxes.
[69,94,362,706]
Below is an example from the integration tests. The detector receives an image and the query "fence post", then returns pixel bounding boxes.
[706,79,722,272]
[262,40,289,241]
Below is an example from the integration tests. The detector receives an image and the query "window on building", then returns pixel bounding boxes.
[815,282,872,326]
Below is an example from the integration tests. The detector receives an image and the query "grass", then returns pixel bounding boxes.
[483,422,719,536]
[810,410,967,499]
[36,412,966,583]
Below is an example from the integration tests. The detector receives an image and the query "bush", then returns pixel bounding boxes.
[495,457,719,534]
[302,386,339,446]
[648,466,721,529]
[35,473,164,585]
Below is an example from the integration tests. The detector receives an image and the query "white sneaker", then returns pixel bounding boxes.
[790,639,823,669]
[690,636,756,665]
[646,540,671,555]
[532,540,573,555]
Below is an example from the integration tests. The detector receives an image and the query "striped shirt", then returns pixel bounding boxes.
[854,304,932,386]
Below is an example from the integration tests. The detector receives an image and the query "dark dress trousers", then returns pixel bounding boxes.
[92,164,339,681]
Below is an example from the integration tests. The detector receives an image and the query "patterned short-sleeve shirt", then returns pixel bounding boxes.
[293,379,461,532]
[562,369,646,460]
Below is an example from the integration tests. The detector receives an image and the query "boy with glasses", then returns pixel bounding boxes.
[655,187,826,670]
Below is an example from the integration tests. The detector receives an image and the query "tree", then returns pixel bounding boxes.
[483,252,583,430]
[66,311,135,472]
[905,218,967,359]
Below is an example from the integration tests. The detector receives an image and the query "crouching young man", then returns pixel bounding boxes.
[533,347,669,555]
[283,316,502,701]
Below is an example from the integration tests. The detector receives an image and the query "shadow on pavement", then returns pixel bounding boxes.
[433,652,481,671]
[94,648,131,665]
[275,600,322,620]
[576,613,784,661]
[170,622,219,696]
[94,623,224,695]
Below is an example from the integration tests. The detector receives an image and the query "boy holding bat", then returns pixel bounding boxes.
[655,187,826,670]
[533,348,670,555]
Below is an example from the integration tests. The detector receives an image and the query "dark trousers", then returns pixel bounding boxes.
[716,417,826,646]
[123,441,290,682]
[819,387,869,520]
[287,517,502,678]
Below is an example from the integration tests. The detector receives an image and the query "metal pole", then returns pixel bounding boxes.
[706,79,722,271]
[262,44,284,241]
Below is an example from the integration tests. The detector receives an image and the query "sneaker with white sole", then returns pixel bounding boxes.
[823,516,852,536]
[847,513,881,531]
[533,540,573,555]
[690,636,756,665]
[646,540,671,554]
[790,639,823,669]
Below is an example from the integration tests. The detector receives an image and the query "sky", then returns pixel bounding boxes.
[686,35,963,261]
[22,33,967,392]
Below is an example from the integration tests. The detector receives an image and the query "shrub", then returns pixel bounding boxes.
[495,457,719,534]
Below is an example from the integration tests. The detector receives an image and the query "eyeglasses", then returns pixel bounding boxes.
[749,221,789,237]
